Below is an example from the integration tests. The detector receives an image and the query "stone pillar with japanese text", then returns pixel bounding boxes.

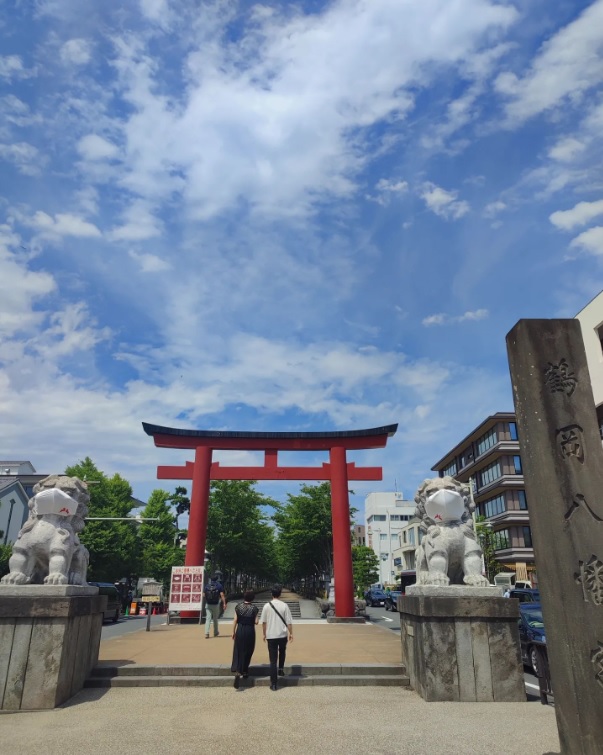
[507,319,603,755]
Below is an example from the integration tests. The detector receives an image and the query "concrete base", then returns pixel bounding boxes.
[399,588,525,702]
[0,587,107,710]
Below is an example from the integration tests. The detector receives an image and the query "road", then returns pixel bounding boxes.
[364,604,552,703]
[101,612,168,640]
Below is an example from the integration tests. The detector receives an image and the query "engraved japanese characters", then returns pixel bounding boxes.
[414,476,490,587]
[1,475,90,586]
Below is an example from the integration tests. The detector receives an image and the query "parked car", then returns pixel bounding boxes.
[518,603,547,676]
[510,588,540,603]
[384,591,402,611]
[88,582,121,623]
[364,588,388,607]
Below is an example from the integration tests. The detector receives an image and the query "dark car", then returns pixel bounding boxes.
[510,588,540,603]
[384,591,402,611]
[518,603,547,676]
[88,582,121,623]
[364,588,388,607]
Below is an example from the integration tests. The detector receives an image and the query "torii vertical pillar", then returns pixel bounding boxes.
[330,446,355,617]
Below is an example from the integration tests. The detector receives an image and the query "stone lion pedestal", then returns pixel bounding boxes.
[0,586,107,710]
[399,585,525,702]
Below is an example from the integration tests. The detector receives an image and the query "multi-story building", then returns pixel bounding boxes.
[351,524,366,547]
[364,492,415,586]
[431,413,536,584]
[0,461,48,545]
[391,517,422,576]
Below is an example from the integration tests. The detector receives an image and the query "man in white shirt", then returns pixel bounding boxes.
[260,584,293,691]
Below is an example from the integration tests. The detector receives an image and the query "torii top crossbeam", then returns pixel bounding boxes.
[143,422,398,618]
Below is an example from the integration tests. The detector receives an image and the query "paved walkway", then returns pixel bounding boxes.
[0,587,562,754]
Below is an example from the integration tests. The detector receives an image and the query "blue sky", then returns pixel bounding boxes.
[2,0,603,522]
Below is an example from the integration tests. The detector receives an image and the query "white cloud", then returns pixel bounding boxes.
[109,201,162,241]
[0,55,30,80]
[60,39,91,66]
[106,0,516,219]
[128,250,171,272]
[29,211,102,238]
[0,225,55,337]
[420,182,469,220]
[139,0,170,23]
[548,137,586,163]
[367,178,409,205]
[496,1,603,124]
[0,142,43,176]
[550,200,603,230]
[569,226,603,256]
[483,200,506,218]
[422,309,489,326]
[77,134,119,161]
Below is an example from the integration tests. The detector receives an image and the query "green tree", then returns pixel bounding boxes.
[65,457,140,582]
[352,545,379,594]
[475,515,502,583]
[138,489,185,586]
[273,482,358,588]
[207,480,279,592]
[0,543,11,579]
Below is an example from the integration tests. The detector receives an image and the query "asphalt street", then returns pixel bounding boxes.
[100,612,168,639]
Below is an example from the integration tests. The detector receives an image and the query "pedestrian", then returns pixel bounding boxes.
[503,587,511,598]
[261,584,293,691]
[231,590,259,688]
[204,571,226,638]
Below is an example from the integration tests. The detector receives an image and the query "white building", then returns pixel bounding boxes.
[365,492,415,586]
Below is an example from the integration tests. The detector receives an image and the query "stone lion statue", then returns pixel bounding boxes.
[1,475,90,586]
[414,476,489,587]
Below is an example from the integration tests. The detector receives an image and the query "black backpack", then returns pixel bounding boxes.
[205,581,221,604]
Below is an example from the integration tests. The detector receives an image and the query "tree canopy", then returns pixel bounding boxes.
[352,545,379,593]
[206,480,279,590]
[65,457,140,582]
[138,489,184,585]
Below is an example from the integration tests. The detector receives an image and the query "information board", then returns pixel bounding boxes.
[168,565,204,611]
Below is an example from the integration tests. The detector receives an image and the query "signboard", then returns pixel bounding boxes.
[140,595,161,603]
[168,565,204,611]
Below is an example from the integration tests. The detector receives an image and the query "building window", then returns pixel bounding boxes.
[476,428,497,456]
[408,529,415,545]
[390,515,400,521]
[400,515,411,521]
[369,514,386,522]
[513,455,523,474]
[479,461,501,488]
[492,529,510,550]
[480,493,506,518]
[522,527,532,548]
[442,460,457,477]
[509,422,518,441]
[518,490,528,510]
[380,533,387,541]
[418,529,423,544]
[459,447,475,469]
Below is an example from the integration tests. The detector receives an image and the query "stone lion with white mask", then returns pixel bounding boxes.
[413,476,489,587]
[1,475,90,586]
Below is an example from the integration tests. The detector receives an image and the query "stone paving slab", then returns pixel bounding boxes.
[0,686,560,755]
[99,620,402,666]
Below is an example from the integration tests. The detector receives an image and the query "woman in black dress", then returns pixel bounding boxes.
[231,590,259,688]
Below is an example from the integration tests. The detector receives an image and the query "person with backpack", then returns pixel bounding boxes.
[260,584,293,691]
[204,571,226,638]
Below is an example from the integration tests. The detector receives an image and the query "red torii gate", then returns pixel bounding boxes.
[143,422,397,617]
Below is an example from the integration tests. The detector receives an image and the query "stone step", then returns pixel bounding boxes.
[90,663,406,678]
[85,674,409,689]
[252,600,302,618]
